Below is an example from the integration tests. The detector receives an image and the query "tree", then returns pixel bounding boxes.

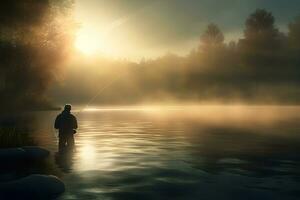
[244,9,278,39]
[238,9,289,89]
[200,23,224,47]
[197,24,226,68]
[288,16,300,51]
[239,9,284,65]
[0,0,75,111]
[287,16,300,80]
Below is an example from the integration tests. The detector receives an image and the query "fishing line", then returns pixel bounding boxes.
[76,61,144,115]
[76,71,129,114]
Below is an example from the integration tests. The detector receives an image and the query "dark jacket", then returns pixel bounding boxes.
[54,111,78,135]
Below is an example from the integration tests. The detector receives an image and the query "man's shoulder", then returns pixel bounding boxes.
[70,114,77,119]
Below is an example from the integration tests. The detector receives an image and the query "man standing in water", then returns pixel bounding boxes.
[54,104,78,153]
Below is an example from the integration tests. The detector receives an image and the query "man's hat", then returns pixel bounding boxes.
[64,104,72,111]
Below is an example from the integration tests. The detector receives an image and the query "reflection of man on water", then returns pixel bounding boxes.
[54,104,78,153]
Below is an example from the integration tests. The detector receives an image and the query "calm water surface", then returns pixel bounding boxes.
[34,106,300,200]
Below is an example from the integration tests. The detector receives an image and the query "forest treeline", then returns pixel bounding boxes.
[1,3,300,109]
[52,9,300,105]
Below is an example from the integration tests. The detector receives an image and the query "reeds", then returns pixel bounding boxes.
[0,127,36,148]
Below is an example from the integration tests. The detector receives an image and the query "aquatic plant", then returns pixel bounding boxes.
[0,127,36,148]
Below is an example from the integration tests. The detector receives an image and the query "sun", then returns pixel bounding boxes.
[75,28,100,55]
[75,27,111,55]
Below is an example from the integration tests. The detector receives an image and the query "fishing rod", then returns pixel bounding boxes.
[76,65,142,114]
[76,72,126,114]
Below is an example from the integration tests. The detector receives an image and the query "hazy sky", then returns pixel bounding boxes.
[74,0,300,61]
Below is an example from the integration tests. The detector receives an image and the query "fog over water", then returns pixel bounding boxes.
[1,1,300,199]
[33,105,300,200]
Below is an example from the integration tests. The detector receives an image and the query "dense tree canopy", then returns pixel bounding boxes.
[0,0,74,111]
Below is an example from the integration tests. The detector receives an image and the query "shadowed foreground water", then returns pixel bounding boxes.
[34,106,300,200]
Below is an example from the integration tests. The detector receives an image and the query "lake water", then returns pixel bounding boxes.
[34,106,300,200]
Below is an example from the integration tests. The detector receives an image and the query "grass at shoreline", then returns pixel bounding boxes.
[0,127,36,148]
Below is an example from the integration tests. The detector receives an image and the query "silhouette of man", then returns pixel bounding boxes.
[54,104,78,153]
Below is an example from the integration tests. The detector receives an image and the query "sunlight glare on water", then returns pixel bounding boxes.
[77,144,97,170]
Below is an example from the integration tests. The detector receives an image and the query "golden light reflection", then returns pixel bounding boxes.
[80,145,96,159]
[77,144,97,170]
[76,143,117,171]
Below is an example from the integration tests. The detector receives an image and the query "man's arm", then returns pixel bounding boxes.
[54,115,60,129]
[73,115,78,129]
